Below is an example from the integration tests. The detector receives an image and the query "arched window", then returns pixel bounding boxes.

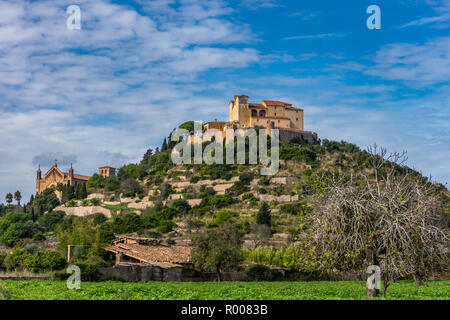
[251,109,258,117]
[259,110,266,117]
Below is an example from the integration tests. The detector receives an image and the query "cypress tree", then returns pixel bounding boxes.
[67,185,75,200]
[162,138,168,151]
[80,183,88,199]
[75,184,81,199]
[256,202,272,226]
[31,207,36,221]
[38,205,44,217]
[61,185,68,203]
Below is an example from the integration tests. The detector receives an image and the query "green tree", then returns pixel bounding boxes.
[191,223,243,281]
[5,193,13,205]
[38,211,66,232]
[161,138,168,151]
[67,185,75,201]
[79,183,88,199]
[14,191,22,206]
[29,194,34,206]
[31,207,37,222]
[256,202,271,226]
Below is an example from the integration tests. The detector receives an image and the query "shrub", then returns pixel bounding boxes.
[245,264,282,281]
[0,253,7,271]
[92,213,107,225]
[38,210,66,232]
[214,210,232,226]
[170,199,191,215]
[157,220,176,233]
[121,179,143,197]
[201,195,235,209]
[3,248,31,271]
[256,202,271,226]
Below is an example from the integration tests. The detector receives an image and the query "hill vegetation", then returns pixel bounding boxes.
[0,124,448,296]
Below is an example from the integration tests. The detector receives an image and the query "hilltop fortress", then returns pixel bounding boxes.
[202,95,318,143]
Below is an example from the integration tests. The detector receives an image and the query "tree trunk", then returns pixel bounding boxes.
[413,271,424,286]
[366,288,379,297]
[382,280,389,298]
[216,267,222,282]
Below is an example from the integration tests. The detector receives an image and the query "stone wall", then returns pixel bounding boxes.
[278,129,318,143]
[270,177,296,184]
[54,205,113,218]
[100,262,247,282]
[255,193,298,202]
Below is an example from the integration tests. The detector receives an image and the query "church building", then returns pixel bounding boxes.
[202,95,318,143]
[36,160,115,198]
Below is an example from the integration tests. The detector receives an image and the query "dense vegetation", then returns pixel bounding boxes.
[0,123,448,297]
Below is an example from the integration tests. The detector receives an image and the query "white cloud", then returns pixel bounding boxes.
[0,0,263,202]
[283,33,346,41]
[399,0,450,28]
[240,0,278,10]
[366,37,450,86]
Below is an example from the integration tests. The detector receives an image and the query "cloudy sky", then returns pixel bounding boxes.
[0,0,449,203]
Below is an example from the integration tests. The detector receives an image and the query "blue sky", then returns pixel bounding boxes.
[0,0,449,203]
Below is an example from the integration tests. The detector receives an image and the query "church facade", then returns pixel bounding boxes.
[202,95,318,143]
[36,160,115,198]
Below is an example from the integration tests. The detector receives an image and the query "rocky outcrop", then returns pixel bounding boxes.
[87,193,105,200]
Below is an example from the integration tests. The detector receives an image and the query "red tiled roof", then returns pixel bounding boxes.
[106,243,192,266]
[99,166,115,169]
[252,116,290,120]
[249,103,266,109]
[285,106,303,111]
[72,174,90,181]
[262,100,292,106]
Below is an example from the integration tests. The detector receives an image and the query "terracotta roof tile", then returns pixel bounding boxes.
[72,174,90,181]
[262,100,292,106]
[248,103,266,109]
[106,243,192,265]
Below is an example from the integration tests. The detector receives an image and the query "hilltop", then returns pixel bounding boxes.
[0,125,448,283]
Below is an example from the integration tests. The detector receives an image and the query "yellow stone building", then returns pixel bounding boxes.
[203,95,317,142]
[36,160,115,197]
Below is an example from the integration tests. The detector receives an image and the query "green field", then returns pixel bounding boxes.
[0,280,448,300]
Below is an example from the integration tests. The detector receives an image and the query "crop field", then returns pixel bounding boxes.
[0,280,448,300]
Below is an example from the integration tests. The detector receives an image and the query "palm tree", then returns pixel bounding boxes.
[5,193,13,205]
[14,190,22,206]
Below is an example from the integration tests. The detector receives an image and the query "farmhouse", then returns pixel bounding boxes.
[101,237,199,282]
[105,237,192,268]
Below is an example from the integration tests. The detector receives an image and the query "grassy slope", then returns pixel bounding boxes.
[1,280,448,300]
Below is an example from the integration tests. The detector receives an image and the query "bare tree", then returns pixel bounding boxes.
[307,144,449,297]
[250,224,272,249]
